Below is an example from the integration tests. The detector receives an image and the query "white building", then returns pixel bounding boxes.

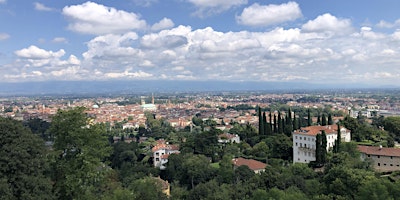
[293,125,351,163]
[152,140,180,170]
[218,133,240,144]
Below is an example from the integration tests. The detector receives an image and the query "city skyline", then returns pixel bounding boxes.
[1,1,400,87]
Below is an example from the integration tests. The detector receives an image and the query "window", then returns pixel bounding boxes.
[304,144,307,148]
[296,142,298,146]
[390,164,393,166]
[156,158,159,161]
[378,155,380,158]
[368,155,370,157]
[391,156,393,159]
[378,163,381,166]
[156,152,159,156]
[300,137,302,140]
[384,164,387,166]
[300,143,302,147]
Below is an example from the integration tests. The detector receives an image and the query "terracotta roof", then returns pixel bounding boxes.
[152,144,179,152]
[293,125,345,136]
[232,157,267,171]
[357,145,400,157]
[218,133,237,139]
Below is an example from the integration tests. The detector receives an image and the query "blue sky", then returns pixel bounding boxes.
[1,0,400,86]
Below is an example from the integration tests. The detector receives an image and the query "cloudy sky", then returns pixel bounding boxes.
[1,0,400,86]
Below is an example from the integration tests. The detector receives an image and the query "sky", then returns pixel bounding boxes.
[1,0,400,86]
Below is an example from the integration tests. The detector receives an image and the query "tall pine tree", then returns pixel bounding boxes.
[258,106,264,135]
[273,113,277,133]
[307,109,312,126]
[321,113,327,126]
[328,113,333,125]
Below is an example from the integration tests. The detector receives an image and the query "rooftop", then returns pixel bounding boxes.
[357,145,400,157]
[232,157,267,171]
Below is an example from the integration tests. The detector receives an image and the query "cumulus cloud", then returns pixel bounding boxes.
[34,2,54,11]
[237,2,302,27]
[151,18,174,32]
[62,2,147,35]
[0,33,9,40]
[15,45,65,59]
[187,0,248,17]
[302,13,353,35]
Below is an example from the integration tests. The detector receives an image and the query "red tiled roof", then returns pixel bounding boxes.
[357,145,400,157]
[293,125,344,136]
[152,144,179,152]
[218,133,237,139]
[232,157,267,171]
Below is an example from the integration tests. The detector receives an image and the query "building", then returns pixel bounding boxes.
[232,157,267,174]
[358,145,400,172]
[293,125,351,163]
[152,140,180,170]
[218,133,240,144]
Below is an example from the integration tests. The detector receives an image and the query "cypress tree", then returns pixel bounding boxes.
[273,114,277,133]
[264,112,272,136]
[293,113,298,130]
[307,109,312,126]
[317,113,321,125]
[321,130,327,164]
[269,112,273,131]
[258,107,263,135]
[262,112,267,135]
[328,113,333,125]
[278,111,283,134]
[334,123,341,153]
[321,113,327,126]
[315,133,322,165]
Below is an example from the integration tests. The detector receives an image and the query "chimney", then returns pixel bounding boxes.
[379,145,382,150]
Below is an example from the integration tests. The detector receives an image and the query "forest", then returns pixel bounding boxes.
[2,107,400,199]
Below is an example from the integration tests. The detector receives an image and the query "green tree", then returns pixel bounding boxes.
[50,107,112,199]
[321,113,327,126]
[307,109,312,126]
[328,113,333,125]
[258,107,264,135]
[0,117,54,199]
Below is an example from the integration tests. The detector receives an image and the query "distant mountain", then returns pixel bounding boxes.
[0,80,396,96]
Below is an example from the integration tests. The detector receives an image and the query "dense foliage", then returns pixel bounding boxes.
[2,107,400,199]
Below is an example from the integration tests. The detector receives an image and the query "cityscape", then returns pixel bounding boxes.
[2,0,400,199]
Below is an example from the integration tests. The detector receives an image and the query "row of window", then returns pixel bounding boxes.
[377,163,400,167]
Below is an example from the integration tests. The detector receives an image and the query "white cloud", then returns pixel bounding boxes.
[187,0,248,17]
[62,2,147,35]
[0,0,6,4]
[52,37,68,43]
[302,13,353,35]
[34,2,54,11]
[237,2,302,27]
[0,33,9,40]
[151,18,174,32]
[105,70,153,79]
[132,0,158,7]
[376,20,393,28]
[15,45,65,59]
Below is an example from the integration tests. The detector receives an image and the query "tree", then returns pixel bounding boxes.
[315,131,327,166]
[0,117,54,199]
[333,124,341,153]
[263,112,271,136]
[307,109,312,126]
[258,107,264,135]
[273,114,277,133]
[328,113,333,125]
[50,107,112,199]
[321,113,327,126]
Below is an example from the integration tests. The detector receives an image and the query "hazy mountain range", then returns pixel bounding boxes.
[0,81,397,96]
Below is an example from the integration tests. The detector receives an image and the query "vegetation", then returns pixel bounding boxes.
[2,104,400,199]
